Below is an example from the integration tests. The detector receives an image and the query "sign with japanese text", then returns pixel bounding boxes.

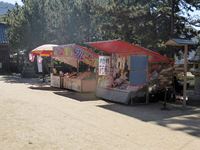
[99,56,111,75]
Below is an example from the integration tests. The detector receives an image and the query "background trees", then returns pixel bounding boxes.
[4,0,200,55]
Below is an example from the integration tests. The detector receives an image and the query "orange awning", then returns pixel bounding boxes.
[31,44,58,57]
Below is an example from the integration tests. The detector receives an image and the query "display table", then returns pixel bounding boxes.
[50,74,61,88]
[63,76,96,92]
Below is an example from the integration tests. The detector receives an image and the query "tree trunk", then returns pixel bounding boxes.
[170,0,175,37]
[16,51,20,73]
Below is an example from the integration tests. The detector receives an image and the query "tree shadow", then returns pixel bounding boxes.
[54,91,99,102]
[98,103,200,137]
[29,86,63,91]
[0,75,48,86]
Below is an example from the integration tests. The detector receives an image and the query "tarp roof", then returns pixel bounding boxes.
[52,44,98,67]
[165,38,198,46]
[31,44,58,57]
[31,44,98,58]
[30,44,98,67]
[87,40,170,63]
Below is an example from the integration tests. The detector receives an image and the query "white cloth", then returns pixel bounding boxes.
[37,56,43,73]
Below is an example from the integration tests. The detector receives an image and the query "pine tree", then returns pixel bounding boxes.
[5,0,200,54]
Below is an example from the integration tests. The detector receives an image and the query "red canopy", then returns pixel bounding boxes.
[87,40,170,63]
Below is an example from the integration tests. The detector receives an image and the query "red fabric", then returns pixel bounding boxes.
[31,45,97,58]
[87,40,170,63]
[31,50,53,57]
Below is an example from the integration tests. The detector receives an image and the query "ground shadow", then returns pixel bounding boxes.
[98,103,200,137]
[0,75,48,86]
[29,86,63,91]
[54,91,99,102]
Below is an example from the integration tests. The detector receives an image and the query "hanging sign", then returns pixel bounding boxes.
[53,45,97,67]
[99,56,111,75]
[82,51,97,67]
[53,45,78,67]
[74,47,84,60]
[53,46,74,57]
[74,46,97,67]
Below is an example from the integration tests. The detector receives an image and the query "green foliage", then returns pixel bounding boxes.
[4,0,200,55]
[5,1,47,52]
[98,0,199,51]
[0,15,5,23]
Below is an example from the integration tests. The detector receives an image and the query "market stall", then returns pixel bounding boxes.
[52,44,98,92]
[30,43,98,91]
[30,40,171,99]
[86,40,170,104]
[165,38,198,107]
[30,44,58,83]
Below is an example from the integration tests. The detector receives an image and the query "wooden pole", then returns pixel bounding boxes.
[50,57,53,73]
[146,60,149,104]
[183,45,188,107]
[77,60,79,73]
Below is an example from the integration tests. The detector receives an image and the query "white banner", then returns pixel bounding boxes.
[99,56,111,75]
[37,56,43,73]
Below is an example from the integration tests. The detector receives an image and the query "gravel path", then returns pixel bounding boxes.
[0,75,199,150]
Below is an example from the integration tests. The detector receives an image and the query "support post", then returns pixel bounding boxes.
[146,84,149,104]
[77,60,79,73]
[146,62,149,104]
[50,57,54,73]
[183,45,188,107]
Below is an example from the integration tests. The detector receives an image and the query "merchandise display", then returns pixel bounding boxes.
[30,40,171,99]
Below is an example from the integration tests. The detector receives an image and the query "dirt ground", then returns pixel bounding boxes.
[0,75,199,150]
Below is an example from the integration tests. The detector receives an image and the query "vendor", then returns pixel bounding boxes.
[173,76,183,95]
